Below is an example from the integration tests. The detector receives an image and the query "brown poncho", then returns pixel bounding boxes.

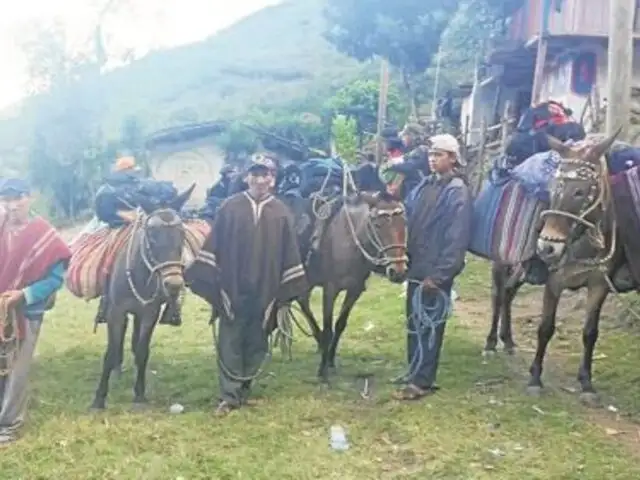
[186,192,308,326]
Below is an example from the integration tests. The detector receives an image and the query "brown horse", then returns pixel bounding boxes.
[90,187,194,410]
[512,131,637,404]
[291,191,408,381]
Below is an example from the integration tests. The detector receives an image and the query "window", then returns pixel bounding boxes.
[571,52,597,96]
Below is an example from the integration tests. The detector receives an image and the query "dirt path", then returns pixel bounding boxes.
[454,279,640,455]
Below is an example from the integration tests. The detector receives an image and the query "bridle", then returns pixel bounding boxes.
[126,208,185,305]
[344,193,408,269]
[539,154,616,268]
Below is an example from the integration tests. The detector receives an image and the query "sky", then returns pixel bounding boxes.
[0,0,281,109]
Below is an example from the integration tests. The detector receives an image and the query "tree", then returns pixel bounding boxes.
[324,79,406,142]
[331,115,358,165]
[18,0,134,221]
[324,0,460,114]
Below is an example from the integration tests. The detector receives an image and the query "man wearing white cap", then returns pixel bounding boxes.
[394,133,472,401]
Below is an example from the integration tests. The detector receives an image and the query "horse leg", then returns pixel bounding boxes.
[577,282,609,406]
[327,287,364,369]
[113,315,129,377]
[500,278,523,354]
[90,311,127,410]
[527,283,561,395]
[132,312,159,406]
[317,286,338,382]
[484,264,505,353]
[297,293,322,351]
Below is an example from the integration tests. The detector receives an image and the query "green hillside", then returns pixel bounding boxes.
[0,0,374,154]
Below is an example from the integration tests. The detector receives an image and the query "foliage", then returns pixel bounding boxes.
[2,260,640,477]
[323,79,406,135]
[0,0,372,156]
[330,114,359,164]
[323,0,460,112]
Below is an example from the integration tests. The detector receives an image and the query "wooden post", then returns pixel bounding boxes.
[375,59,390,165]
[530,0,551,106]
[606,0,635,139]
[530,38,548,106]
[475,118,488,196]
[500,101,511,155]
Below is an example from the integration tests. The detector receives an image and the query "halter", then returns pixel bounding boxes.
[344,193,409,268]
[539,153,617,268]
[125,208,186,305]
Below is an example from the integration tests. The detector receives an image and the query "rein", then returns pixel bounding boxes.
[125,209,185,306]
[308,164,407,268]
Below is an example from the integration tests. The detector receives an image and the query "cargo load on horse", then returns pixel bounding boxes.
[65,157,210,328]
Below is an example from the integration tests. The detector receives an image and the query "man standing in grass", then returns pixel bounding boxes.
[395,134,472,401]
[186,156,308,416]
[0,178,71,445]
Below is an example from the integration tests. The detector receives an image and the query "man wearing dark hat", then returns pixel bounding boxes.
[0,178,71,445]
[186,155,308,416]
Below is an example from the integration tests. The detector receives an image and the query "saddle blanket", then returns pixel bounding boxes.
[470,177,544,265]
[611,166,640,283]
[65,219,210,300]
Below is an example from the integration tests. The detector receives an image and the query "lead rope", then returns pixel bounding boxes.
[392,280,451,384]
[0,297,20,376]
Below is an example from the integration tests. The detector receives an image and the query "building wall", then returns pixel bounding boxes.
[509,0,639,41]
[148,136,225,207]
[539,41,640,124]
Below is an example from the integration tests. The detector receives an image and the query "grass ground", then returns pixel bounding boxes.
[3,258,640,479]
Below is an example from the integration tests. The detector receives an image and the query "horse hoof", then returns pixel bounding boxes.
[89,403,105,412]
[526,385,542,397]
[503,346,517,355]
[579,391,601,408]
[482,349,496,357]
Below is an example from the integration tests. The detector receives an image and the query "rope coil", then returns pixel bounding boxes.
[393,280,451,384]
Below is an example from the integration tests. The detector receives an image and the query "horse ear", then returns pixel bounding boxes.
[589,127,622,163]
[169,182,196,212]
[545,135,573,157]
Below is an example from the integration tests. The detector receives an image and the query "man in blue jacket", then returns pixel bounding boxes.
[395,134,472,400]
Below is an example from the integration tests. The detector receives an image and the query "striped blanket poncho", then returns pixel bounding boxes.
[66,218,210,300]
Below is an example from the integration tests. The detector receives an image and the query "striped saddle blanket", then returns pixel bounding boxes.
[469,176,545,265]
[66,218,210,300]
[611,166,640,283]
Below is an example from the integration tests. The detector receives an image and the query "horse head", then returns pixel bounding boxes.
[353,190,408,283]
[537,130,620,264]
[132,184,195,298]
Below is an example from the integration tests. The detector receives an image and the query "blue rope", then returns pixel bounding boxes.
[393,280,451,384]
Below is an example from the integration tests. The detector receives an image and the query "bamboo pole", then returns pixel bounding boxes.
[375,59,390,165]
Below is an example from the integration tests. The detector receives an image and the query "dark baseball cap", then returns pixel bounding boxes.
[0,178,30,197]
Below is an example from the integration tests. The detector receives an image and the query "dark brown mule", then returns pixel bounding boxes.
[90,186,194,410]
[513,131,637,404]
[293,191,408,381]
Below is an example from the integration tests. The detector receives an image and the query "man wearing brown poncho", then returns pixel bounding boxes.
[186,156,308,416]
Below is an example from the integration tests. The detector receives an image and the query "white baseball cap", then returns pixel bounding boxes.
[429,134,466,166]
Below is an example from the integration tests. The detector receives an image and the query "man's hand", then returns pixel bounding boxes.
[422,278,438,291]
[2,290,24,307]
